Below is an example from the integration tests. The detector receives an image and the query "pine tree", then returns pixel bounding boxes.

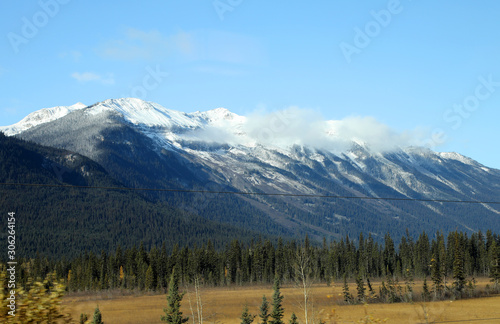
[91,306,104,324]
[366,277,376,300]
[422,278,431,302]
[452,234,466,295]
[259,295,270,324]
[145,264,155,291]
[356,273,365,302]
[241,304,256,324]
[430,251,444,299]
[269,276,285,324]
[161,271,189,324]
[342,274,352,304]
[80,313,89,324]
[289,313,299,324]
[489,240,500,288]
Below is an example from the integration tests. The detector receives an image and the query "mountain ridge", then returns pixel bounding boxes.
[2,98,500,240]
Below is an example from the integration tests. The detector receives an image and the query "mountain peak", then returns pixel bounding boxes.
[0,102,87,135]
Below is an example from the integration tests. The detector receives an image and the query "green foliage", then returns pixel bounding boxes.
[421,278,431,302]
[5,230,500,296]
[269,276,285,324]
[356,273,365,302]
[259,295,270,324]
[0,132,273,259]
[241,304,256,324]
[80,313,89,324]
[289,313,298,324]
[91,306,104,324]
[161,271,189,324]
[489,240,500,287]
[452,233,466,295]
[342,274,353,304]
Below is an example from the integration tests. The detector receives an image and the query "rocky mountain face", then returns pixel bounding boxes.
[3,98,500,240]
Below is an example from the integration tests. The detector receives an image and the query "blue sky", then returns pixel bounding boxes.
[1,0,500,168]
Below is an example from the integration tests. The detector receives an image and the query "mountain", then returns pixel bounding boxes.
[2,98,500,242]
[0,132,272,258]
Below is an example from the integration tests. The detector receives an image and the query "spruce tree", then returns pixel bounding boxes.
[489,240,500,288]
[289,313,299,324]
[80,313,89,324]
[241,304,256,324]
[145,264,154,291]
[422,278,431,302]
[269,276,285,324]
[430,254,443,298]
[342,274,352,304]
[356,273,365,302]
[366,277,376,300]
[259,295,270,324]
[452,234,466,295]
[161,271,189,324]
[91,306,104,324]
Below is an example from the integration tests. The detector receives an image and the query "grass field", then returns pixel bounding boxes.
[63,279,500,324]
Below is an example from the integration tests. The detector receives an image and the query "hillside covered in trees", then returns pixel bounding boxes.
[8,230,500,294]
[0,132,278,258]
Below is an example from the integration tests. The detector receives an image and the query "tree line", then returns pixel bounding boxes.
[9,230,500,293]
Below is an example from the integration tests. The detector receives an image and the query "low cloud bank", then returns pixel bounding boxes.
[189,107,434,152]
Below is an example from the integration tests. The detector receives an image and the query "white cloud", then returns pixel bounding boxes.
[190,107,433,153]
[71,72,115,85]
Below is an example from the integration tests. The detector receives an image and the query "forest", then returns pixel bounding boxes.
[4,230,499,295]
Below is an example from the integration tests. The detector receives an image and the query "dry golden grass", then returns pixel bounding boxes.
[63,279,500,324]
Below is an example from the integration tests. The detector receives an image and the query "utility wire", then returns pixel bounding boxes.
[1,182,500,205]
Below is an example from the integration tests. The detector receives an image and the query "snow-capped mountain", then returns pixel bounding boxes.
[3,98,500,239]
[1,102,86,135]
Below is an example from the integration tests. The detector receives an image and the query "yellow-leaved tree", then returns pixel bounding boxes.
[1,265,73,323]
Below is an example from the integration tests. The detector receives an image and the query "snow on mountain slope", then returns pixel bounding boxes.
[3,98,500,237]
[0,102,87,135]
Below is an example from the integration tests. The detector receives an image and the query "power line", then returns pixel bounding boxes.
[1,182,500,205]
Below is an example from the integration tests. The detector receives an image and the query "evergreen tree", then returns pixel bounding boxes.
[145,264,155,291]
[161,271,189,324]
[452,234,466,295]
[342,274,353,304]
[356,273,365,302]
[241,304,256,324]
[430,233,446,299]
[489,240,500,288]
[269,276,285,324]
[80,313,89,324]
[91,306,104,324]
[289,313,299,324]
[366,277,376,300]
[422,278,431,302]
[259,295,270,324]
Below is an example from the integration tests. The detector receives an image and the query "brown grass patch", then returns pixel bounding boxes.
[63,279,500,324]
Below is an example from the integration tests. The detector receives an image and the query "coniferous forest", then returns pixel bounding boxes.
[3,230,499,296]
